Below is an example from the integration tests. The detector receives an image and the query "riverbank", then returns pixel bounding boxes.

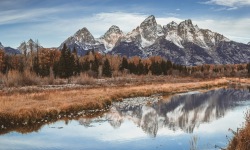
[0,77,249,133]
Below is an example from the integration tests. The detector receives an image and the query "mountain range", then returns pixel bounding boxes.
[1,15,250,65]
[59,15,250,65]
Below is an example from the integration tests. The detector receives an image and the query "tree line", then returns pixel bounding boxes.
[0,44,250,79]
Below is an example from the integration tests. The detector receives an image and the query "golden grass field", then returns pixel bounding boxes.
[0,77,230,124]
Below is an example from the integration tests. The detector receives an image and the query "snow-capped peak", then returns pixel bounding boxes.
[27,39,35,44]
[0,42,4,49]
[18,39,42,54]
[179,19,193,27]
[74,27,95,44]
[140,15,157,29]
[248,42,250,45]
[139,15,162,48]
[97,25,124,52]
[105,25,123,35]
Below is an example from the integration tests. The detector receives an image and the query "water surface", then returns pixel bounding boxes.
[0,88,250,150]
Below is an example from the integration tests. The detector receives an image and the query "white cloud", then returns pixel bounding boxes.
[0,8,62,25]
[203,0,250,8]
[192,18,250,43]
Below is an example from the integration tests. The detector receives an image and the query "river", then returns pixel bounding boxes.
[0,88,250,150]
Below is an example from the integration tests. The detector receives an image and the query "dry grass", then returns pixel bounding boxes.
[74,73,95,85]
[227,111,250,150]
[0,78,230,127]
[2,70,41,87]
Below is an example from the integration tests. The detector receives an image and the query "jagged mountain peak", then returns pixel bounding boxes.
[169,21,178,26]
[179,19,193,27]
[59,27,106,55]
[106,25,122,33]
[164,21,178,31]
[138,15,163,48]
[75,27,92,36]
[0,42,4,49]
[18,39,42,54]
[73,27,95,44]
[27,39,34,43]
[140,15,157,28]
[98,25,124,52]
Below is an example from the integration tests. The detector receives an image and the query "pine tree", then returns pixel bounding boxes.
[151,61,162,75]
[57,44,75,78]
[161,60,168,75]
[137,60,144,75]
[119,57,128,71]
[102,58,112,77]
[33,56,40,75]
[144,63,149,75]
[72,47,80,76]
[91,55,99,74]
[247,63,250,77]
[82,60,90,72]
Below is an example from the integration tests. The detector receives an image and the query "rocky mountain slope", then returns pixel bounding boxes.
[0,42,21,55]
[59,15,250,65]
[97,25,124,52]
[59,27,105,56]
[0,42,4,50]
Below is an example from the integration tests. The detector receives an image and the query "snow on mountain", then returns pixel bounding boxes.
[18,39,42,54]
[97,25,124,52]
[164,19,229,49]
[77,89,250,135]
[0,42,4,49]
[248,42,250,45]
[164,21,184,48]
[59,27,105,55]
[122,15,164,48]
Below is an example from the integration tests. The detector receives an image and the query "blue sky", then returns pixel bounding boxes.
[0,0,250,48]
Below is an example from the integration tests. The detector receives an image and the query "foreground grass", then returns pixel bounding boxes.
[228,111,250,150]
[0,77,230,129]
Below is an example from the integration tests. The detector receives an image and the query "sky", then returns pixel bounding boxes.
[0,0,250,48]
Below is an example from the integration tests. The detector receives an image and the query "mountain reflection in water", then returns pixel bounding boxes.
[79,88,250,137]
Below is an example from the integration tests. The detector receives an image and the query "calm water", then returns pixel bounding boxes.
[0,88,250,150]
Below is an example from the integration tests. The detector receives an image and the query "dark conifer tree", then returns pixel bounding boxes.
[128,62,136,74]
[72,47,80,75]
[161,60,168,75]
[119,57,128,71]
[82,60,90,72]
[144,63,149,75]
[57,44,75,78]
[137,60,144,75]
[33,56,40,75]
[91,55,99,74]
[247,63,250,76]
[102,58,112,77]
[151,61,162,75]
